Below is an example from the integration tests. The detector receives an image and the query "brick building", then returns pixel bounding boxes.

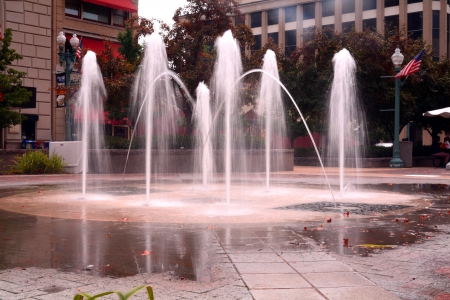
[1,0,138,149]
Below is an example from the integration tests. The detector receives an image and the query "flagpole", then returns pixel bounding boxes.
[390,65,403,167]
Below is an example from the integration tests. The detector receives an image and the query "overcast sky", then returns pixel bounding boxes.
[139,1,188,31]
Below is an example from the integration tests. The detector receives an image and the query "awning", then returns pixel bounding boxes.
[82,0,137,13]
[67,34,120,57]
[423,107,450,118]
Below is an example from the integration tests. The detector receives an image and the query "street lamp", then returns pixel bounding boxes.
[57,31,79,141]
[390,47,404,168]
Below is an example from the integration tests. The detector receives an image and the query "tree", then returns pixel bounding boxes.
[0,28,31,129]
[161,0,254,122]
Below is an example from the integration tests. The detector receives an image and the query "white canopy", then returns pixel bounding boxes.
[423,107,450,118]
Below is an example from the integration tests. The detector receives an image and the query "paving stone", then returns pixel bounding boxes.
[291,261,352,273]
[241,273,311,289]
[250,288,326,300]
[228,252,283,263]
[302,272,375,288]
[319,286,402,300]
[233,262,296,274]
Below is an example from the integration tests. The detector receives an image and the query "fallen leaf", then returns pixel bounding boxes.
[105,233,112,238]
[304,227,307,231]
[404,218,409,223]
[343,238,349,245]
[141,250,150,256]
[37,190,42,194]
[122,217,129,221]
[326,217,332,223]
[395,218,399,222]
[21,205,25,209]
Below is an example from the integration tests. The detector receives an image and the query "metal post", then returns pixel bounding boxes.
[64,49,72,141]
[390,67,403,168]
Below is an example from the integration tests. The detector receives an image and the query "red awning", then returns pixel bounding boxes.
[82,0,137,13]
[67,34,120,57]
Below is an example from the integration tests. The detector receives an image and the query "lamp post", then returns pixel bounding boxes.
[390,47,404,168]
[57,31,79,141]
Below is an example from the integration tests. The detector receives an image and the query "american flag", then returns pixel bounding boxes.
[76,37,83,60]
[395,49,425,79]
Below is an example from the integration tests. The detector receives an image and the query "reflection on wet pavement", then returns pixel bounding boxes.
[0,183,449,283]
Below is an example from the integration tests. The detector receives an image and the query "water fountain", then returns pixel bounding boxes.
[75,50,110,197]
[256,50,287,190]
[193,82,213,186]
[327,49,366,194]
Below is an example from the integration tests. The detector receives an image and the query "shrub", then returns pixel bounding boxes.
[9,151,66,174]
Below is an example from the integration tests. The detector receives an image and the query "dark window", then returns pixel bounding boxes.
[303,3,315,20]
[322,24,335,38]
[363,0,377,10]
[83,2,111,24]
[342,21,354,33]
[65,0,80,17]
[342,0,355,14]
[407,0,422,3]
[322,0,335,17]
[235,16,245,26]
[363,18,377,31]
[285,30,296,55]
[385,15,399,34]
[448,14,449,59]
[303,27,314,43]
[251,12,262,28]
[285,6,296,23]
[268,32,279,44]
[432,10,440,59]
[385,0,399,7]
[113,10,127,26]
[252,34,262,52]
[407,12,423,39]
[267,9,279,25]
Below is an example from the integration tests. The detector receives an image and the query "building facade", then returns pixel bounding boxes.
[0,0,138,149]
[237,0,450,61]
[237,0,449,146]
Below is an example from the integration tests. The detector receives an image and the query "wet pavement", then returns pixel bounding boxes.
[0,167,449,299]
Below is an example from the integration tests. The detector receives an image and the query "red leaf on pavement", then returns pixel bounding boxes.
[141,250,150,255]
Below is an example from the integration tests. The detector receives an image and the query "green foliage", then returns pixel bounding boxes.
[0,28,32,129]
[117,22,142,65]
[9,151,66,174]
[74,285,154,300]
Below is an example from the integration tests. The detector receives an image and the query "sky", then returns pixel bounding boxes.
[138,1,188,31]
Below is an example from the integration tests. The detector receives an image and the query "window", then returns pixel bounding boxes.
[407,0,422,3]
[432,10,440,60]
[252,35,262,53]
[322,0,334,17]
[322,24,335,38]
[303,27,314,43]
[285,6,296,23]
[83,2,111,24]
[113,10,126,26]
[268,32,279,44]
[342,21,354,33]
[251,12,262,28]
[65,0,80,17]
[385,0,399,7]
[407,12,423,39]
[363,18,377,31]
[285,30,296,55]
[385,15,399,34]
[303,3,315,20]
[267,9,279,25]
[342,0,355,14]
[363,0,377,10]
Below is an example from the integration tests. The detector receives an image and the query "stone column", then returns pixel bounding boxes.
[279,7,285,53]
[376,0,384,34]
[355,0,363,31]
[262,10,268,46]
[297,4,303,46]
[422,0,432,46]
[315,0,322,28]
[335,0,342,32]
[440,0,448,58]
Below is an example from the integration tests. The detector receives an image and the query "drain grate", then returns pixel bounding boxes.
[276,202,412,215]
